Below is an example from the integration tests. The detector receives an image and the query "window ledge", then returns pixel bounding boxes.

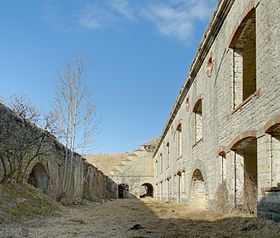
[193,138,204,147]
[232,89,261,115]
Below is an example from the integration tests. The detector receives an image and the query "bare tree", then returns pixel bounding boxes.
[54,57,98,195]
[8,94,40,124]
[0,95,55,184]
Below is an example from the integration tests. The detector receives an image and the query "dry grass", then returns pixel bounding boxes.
[0,183,60,224]
[1,198,280,237]
[214,181,231,214]
[244,172,257,214]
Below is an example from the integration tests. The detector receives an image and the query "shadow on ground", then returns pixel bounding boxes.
[1,197,280,238]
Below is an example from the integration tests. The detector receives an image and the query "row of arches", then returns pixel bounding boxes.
[161,120,280,211]
[216,119,280,211]
[26,163,155,201]
[118,183,154,199]
[156,169,208,210]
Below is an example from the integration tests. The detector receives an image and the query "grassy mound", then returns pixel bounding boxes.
[0,183,60,224]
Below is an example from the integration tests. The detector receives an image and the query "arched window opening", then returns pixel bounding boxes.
[155,160,159,176]
[176,124,182,158]
[160,153,163,174]
[218,151,227,183]
[193,99,203,142]
[166,142,170,168]
[186,97,190,111]
[206,55,213,77]
[230,9,256,109]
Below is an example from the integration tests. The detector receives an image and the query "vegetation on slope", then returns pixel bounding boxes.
[0,183,60,224]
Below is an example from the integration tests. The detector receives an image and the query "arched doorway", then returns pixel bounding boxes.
[140,183,154,198]
[231,136,257,213]
[118,184,129,199]
[27,163,49,194]
[191,169,208,210]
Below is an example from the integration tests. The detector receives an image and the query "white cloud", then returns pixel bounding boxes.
[141,4,193,44]
[106,0,135,20]
[41,0,216,45]
[78,4,118,30]
[78,1,135,30]
[141,0,216,45]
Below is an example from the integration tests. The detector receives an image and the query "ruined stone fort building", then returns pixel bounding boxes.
[153,0,280,217]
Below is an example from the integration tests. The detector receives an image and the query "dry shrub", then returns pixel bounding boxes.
[243,172,257,214]
[214,181,231,213]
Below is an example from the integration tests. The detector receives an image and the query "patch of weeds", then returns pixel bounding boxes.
[0,183,61,223]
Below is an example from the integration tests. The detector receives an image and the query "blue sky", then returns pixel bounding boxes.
[0,0,216,153]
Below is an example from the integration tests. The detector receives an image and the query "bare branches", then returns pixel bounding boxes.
[8,94,40,124]
[0,95,55,184]
[54,57,98,195]
[54,57,98,152]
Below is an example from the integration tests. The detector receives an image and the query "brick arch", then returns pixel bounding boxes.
[228,1,256,48]
[172,121,183,141]
[263,115,280,133]
[189,160,208,183]
[190,169,208,210]
[192,95,203,112]
[187,160,208,195]
[229,130,257,150]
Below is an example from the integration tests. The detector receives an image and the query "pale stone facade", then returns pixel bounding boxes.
[84,139,157,199]
[153,0,280,219]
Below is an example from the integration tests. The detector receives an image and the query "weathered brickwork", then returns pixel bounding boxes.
[153,0,280,219]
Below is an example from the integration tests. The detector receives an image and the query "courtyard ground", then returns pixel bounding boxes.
[1,198,280,238]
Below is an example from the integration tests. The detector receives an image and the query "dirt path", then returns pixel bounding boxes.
[1,198,280,238]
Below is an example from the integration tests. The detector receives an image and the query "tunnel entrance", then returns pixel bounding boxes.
[27,163,49,194]
[140,183,154,198]
[118,184,129,199]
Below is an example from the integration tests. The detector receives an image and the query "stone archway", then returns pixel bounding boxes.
[118,184,129,199]
[230,134,257,212]
[140,183,154,198]
[191,169,208,210]
[27,163,49,194]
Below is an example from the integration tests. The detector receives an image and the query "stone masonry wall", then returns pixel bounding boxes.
[84,140,157,199]
[0,103,113,201]
[153,0,280,219]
